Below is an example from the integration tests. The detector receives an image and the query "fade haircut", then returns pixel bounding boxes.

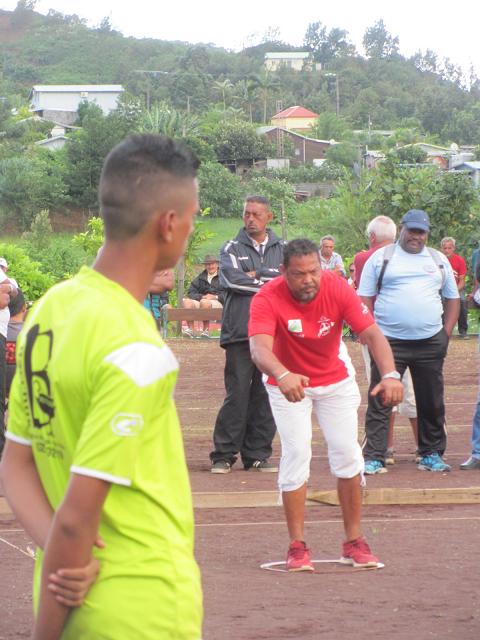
[244,195,271,210]
[283,238,320,268]
[99,134,200,240]
[366,216,396,242]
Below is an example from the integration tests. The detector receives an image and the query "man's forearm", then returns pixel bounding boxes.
[249,337,288,381]
[443,298,460,336]
[361,325,397,377]
[34,510,100,639]
[0,442,53,549]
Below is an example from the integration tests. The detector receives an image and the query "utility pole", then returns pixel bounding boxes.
[324,73,340,116]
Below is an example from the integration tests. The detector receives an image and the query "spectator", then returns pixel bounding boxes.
[440,237,468,338]
[354,215,418,466]
[5,289,27,398]
[347,264,356,289]
[182,255,223,338]
[143,269,174,327]
[0,258,18,457]
[319,235,345,276]
[210,195,284,474]
[358,209,459,474]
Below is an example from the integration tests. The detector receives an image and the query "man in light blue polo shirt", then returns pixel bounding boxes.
[358,209,460,473]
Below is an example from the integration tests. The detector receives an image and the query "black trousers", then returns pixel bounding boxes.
[458,294,468,336]
[0,335,6,455]
[210,341,276,466]
[364,329,449,462]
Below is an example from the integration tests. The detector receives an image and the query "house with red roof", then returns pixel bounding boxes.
[271,105,318,131]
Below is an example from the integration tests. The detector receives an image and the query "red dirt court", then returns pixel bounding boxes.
[1,338,479,639]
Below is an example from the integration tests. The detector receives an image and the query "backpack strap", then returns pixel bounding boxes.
[376,243,396,294]
[426,248,447,288]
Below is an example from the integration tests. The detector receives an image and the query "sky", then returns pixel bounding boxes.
[2,0,479,77]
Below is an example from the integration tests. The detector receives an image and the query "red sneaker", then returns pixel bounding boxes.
[341,536,379,567]
[286,540,314,572]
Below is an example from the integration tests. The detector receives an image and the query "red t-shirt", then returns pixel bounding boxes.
[446,253,467,285]
[248,271,375,387]
[353,245,388,288]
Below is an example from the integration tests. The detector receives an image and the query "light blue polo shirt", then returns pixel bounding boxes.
[358,243,459,340]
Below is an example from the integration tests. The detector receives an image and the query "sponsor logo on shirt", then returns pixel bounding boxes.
[110,413,144,437]
[288,319,303,333]
[317,316,335,337]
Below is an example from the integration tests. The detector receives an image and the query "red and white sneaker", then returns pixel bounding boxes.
[340,536,380,567]
[286,540,314,572]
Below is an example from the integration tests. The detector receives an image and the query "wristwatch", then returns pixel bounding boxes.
[382,371,401,380]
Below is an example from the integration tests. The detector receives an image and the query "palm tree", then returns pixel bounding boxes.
[249,71,280,123]
[233,79,257,123]
[212,78,234,112]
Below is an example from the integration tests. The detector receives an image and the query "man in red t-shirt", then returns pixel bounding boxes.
[441,237,468,337]
[249,238,403,572]
[353,215,397,288]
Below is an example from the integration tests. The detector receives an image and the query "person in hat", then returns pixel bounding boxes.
[358,209,460,473]
[182,254,224,337]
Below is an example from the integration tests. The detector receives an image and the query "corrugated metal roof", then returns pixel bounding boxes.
[32,85,124,93]
[265,52,310,59]
[272,105,318,119]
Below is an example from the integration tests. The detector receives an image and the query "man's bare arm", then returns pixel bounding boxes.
[443,297,460,336]
[0,441,103,608]
[359,324,403,406]
[359,295,375,315]
[249,334,309,402]
[33,474,110,640]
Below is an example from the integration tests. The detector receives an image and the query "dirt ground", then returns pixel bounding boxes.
[1,338,479,639]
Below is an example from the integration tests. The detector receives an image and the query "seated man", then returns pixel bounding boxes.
[143,269,174,328]
[182,254,223,338]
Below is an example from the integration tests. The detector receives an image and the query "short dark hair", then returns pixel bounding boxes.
[283,238,319,268]
[8,288,25,316]
[244,195,271,210]
[99,134,200,240]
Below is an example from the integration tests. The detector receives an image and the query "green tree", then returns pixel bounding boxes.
[65,103,131,209]
[363,20,400,59]
[325,142,358,168]
[0,152,68,229]
[198,162,244,217]
[303,21,355,64]
[248,71,280,123]
[310,112,351,141]
[207,121,274,162]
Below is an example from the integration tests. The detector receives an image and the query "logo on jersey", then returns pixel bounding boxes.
[24,324,55,431]
[317,316,335,337]
[288,319,303,333]
[110,413,144,437]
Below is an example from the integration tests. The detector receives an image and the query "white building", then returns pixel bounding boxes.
[264,52,319,71]
[29,85,124,125]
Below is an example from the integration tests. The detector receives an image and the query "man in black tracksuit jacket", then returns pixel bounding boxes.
[210,196,285,473]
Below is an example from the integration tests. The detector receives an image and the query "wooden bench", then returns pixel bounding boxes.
[160,307,223,338]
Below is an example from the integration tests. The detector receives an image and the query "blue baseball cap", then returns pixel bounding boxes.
[401,209,430,232]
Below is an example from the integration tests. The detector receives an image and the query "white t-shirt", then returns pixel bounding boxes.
[0,273,17,338]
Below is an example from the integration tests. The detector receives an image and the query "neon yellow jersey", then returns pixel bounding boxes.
[7,266,202,639]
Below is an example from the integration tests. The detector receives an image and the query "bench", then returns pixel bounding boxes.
[160,307,223,338]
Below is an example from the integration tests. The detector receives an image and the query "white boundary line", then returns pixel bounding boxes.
[0,536,34,559]
[196,515,480,528]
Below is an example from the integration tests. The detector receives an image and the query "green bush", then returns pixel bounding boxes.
[0,243,55,301]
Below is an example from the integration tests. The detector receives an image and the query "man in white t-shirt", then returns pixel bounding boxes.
[358,210,459,474]
[0,257,18,455]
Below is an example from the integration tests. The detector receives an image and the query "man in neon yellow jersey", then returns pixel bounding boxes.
[0,134,202,639]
